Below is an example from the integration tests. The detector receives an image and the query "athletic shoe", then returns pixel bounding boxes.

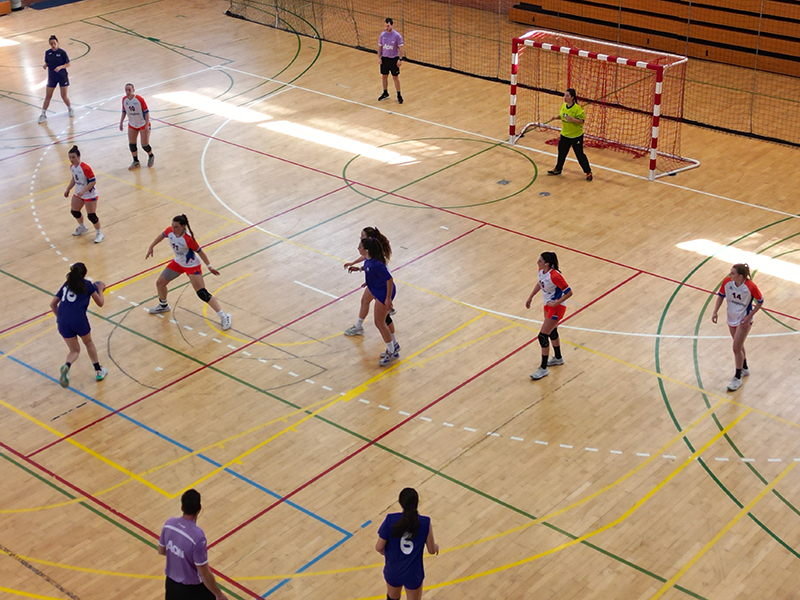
[128,160,140,171]
[727,377,743,392]
[220,312,232,331]
[380,342,401,359]
[149,303,171,314]
[547,357,564,366]
[379,349,399,366]
[397,93,404,104]
[95,367,108,381]
[530,367,549,380]
[94,231,104,244]
[344,324,364,336]
[72,223,89,236]
[68,107,74,117]
[586,172,593,181]
[547,169,562,176]
[741,368,750,378]
[147,154,155,167]
[59,364,70,388]
[378,91,389,101]
[38,113,47,124]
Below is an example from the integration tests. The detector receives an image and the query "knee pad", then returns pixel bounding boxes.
[549,328,559,341]
[538,332,550,348]
[196,288,212,303]
[129,143,138,153]
[385,314,393,325]
[86,212,99,224]
[70,209,82,219]
[142,144,152,153]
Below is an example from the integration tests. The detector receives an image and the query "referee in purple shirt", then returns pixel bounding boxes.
[378,17,404,104]
[158,489,228,600]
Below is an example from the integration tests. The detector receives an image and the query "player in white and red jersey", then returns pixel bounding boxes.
[64,145,104,243]
[525,251,573,380]
[145,214,231,331]
[711,263,764,392]
[119,83,154,170]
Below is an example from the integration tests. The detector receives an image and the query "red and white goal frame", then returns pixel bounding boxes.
[509,30,700,180]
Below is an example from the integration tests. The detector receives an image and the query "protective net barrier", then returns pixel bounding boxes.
[511,31,695,178]
[227,0,800,147]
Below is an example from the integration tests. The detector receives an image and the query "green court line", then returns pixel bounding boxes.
[0,266,706,598]
[655,215,800,560]
[0,451,245,600]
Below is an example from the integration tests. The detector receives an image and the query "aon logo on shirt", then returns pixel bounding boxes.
[400,533,414,555]
[166,540,185,558]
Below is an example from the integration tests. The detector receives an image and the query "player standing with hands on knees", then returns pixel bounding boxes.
[378,18,404,104]
[711,263,764,392]
[526,251,573,380]
[158,489,228,600]
[376,488,438,600]
[119,83,155,170]
[544,88,593,181]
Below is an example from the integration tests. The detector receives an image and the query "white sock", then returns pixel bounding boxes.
[391,333,397,344]
[356,317,364,327]
[386,342,395,354]
[217,310,225,317]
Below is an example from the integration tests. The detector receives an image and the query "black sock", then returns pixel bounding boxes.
[383,89,388,93]
[540,355,548,370]
[735,368,742,379]
[66,362,71,368]
[553,345,562,359]
[742,359,748,370]
[93,362,101,371]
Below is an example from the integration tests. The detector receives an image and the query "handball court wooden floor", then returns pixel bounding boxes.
[1,1,800,599]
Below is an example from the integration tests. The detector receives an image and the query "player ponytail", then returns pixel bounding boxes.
[392,487,420,537]
[540,251,560,272]
[362,237,386,264]
[363,227,392,262]
[68,145,80,157]
[173,214,196,240]
[66,262,87,295]
[733,263,751,279]
[49,35,58,43]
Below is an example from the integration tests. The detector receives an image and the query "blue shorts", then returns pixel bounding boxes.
[385,573,423,590]
[58,318,90,339]
[369,286,396,305]
[47,71,69,88]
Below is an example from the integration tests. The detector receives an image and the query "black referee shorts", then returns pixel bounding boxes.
[380,56,400,76]
[165,577,216,600]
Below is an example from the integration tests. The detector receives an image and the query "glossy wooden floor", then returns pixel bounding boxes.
[1,1,800,599]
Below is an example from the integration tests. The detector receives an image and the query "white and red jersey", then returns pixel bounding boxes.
[164,227,201,268]
[538,269,570,305]
[70,162,98,200]
[122,94,149,129]
[718,277,763,326]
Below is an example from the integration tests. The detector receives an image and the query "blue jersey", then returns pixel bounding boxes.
[45,48,69,74]
[56,280,97,323]
[378,513,430,589]
[364,258,396,304]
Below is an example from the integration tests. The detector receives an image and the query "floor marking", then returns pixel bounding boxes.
[378,405,390,411]
[322,385,332,391]
[464,427,477,432]
[511,436,524,441]
[487,432,500,437]
[227,344,237,350]
[358,399,370,404]
[183,325,193,330]
[535,440,548,445]
[258,358,267,363]
[443,421,454,427]
[288,371,298,377]
[293,280,338,298]
[611,450,623,454]
[636,453,650,457]
[154,367,163,372]
[560,444,573,449]
[585,447,598,452]
[212,338,221,343]
[198,331,207,337]
[305,379,314,384]
[420,416,432,422]
[273,364,282,370]
[242,351,251,357]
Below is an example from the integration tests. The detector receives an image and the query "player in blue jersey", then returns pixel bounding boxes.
[49,262,108,387]
[344,226,393,337]
[376,488,438,600]
[39,35,73,124]
[349,236,399,365]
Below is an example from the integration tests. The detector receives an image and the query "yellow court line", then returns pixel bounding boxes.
[0,315,55,343]
[2,160,64,188]
[0,398,171,497]
[98,170,246,225]
[178,313,488,494]
[0,586,68,600]
[649,461,797,599]
[0,187,66,218]
[0,549,160,579]
[348,410,754,600]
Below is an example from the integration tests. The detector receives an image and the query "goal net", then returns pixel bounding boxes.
[509,30,699,180]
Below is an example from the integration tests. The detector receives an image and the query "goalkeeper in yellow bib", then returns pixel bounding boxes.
[545,88,593,181]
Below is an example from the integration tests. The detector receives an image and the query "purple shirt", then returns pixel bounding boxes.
[379,30,403,58]
[158,517,209,584]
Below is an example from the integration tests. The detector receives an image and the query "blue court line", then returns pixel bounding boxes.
[0,350,350,537]
[360,520,372,528]
[261,533,352,597]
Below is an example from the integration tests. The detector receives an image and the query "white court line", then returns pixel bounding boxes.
[218,65,800,221]
[294,280,337,298]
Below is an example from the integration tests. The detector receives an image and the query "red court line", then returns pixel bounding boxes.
[0,441,263,600]
[157,119,800,323]
[0,185,348,339]
[209,271,638,548]
[26,225,484,458]
[0,123,117,163]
